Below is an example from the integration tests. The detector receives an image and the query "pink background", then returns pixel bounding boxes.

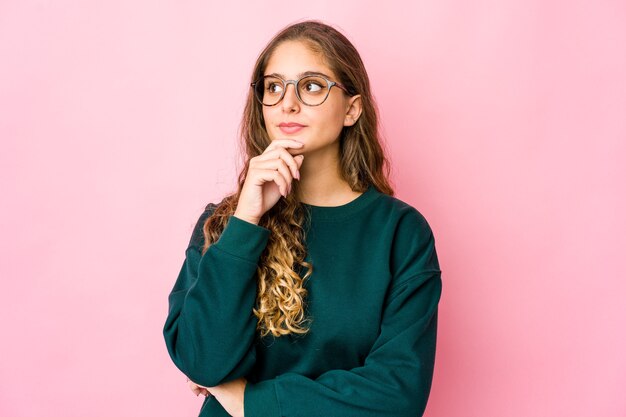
[1,1,624,416]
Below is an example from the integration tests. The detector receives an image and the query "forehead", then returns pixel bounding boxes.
[264,40,336,79]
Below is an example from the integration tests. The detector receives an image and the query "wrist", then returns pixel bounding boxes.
[233,212,260,225]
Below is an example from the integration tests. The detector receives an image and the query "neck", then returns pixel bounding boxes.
[296,143,359,206]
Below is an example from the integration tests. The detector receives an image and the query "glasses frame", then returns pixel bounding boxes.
[250,74,352,107]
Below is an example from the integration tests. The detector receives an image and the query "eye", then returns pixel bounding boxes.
[299,76,329,96]
[263,77,284,95]
[267,82,283,94]
[303,80,323,93]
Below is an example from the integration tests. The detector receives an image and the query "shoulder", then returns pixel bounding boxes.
[372,193,440,277]
[373,192,435,237]
[187,202,220,249]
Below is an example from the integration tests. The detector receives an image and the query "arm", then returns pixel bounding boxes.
[163,204,271,387]
[244,210,442,417]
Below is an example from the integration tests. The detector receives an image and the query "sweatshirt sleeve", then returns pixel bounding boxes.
[163,203,271,387]
[243,208,442,417]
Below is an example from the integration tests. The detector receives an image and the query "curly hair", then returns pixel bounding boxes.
[201,20,394,338]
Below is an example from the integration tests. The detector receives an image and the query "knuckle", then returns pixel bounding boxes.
[279,147,292,158]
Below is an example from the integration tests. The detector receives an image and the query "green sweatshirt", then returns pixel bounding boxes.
[163,184,442,417]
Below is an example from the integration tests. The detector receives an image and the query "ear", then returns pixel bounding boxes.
[343,94,362,127]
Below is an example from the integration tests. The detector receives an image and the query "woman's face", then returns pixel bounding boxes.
[261,40,361,156]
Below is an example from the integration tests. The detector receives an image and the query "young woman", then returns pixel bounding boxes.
[164,20,442,417]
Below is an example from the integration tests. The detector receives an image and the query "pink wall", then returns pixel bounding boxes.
[1,1,624,416]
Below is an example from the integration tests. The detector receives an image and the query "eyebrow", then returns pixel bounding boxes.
[264,71,332,79]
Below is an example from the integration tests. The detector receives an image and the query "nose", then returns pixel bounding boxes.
[281,81,300,112]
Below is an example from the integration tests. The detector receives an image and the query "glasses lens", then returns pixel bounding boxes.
[298,76,330,106]
[254,76,283,105]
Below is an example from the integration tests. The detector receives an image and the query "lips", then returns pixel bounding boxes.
[279,122,306,134]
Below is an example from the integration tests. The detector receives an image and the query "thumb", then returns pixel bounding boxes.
[295,154,304,167]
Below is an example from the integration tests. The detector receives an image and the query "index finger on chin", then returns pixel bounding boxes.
[266,139,304,153]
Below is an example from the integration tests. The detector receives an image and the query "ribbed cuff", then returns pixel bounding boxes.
[213,215,270,263]
[244,379,281,417]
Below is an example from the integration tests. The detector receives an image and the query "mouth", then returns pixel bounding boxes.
[279,122,306,134]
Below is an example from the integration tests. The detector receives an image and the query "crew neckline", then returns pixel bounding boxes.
[300,184,381,221]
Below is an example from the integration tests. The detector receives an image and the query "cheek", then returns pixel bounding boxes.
[313,115,345,143]
[324,98,348,124]
[322,103,348,132]
[262,109,276,139]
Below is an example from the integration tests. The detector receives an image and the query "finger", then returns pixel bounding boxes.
[253,159,293,189]
[255,169,288,197]
[188,380,211,395]
[264,139,304,154]
[255,147,300,179]
[295,154,304,169]
[189,382,202,396]
[247,166,290,196]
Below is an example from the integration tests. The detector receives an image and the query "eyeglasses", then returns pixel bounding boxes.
[251,74,352,107]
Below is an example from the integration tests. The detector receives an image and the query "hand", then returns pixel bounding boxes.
[207,377,247,417]
[187,378,211,397]
[234,139,305,224]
